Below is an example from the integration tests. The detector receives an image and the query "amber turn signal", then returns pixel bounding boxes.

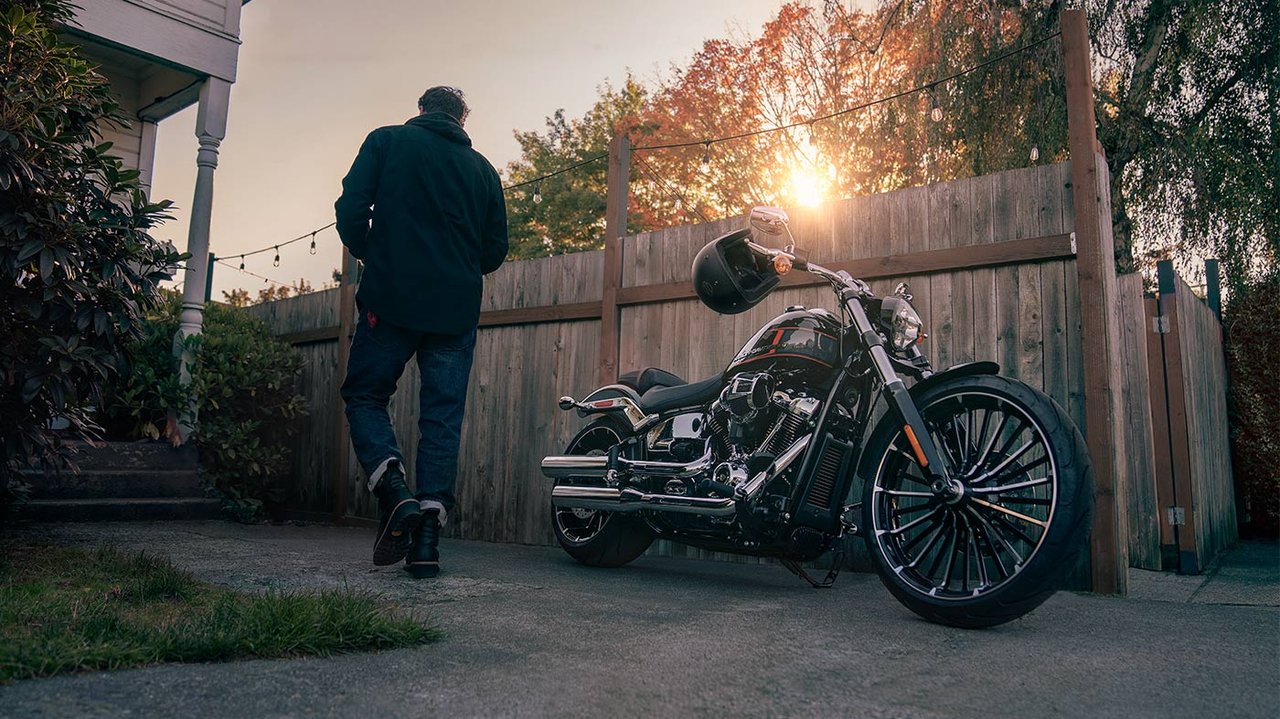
[903,424,929,467]
[773,254,793,275]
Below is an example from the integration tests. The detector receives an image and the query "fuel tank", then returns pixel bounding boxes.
[724,306,842,389]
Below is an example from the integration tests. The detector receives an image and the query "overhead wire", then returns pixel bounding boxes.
[218,28,1059,279]
[214,256,304,292]
[631,30,1062,152]
[633,154,710,224]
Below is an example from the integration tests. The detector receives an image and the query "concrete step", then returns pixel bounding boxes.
[59,441,199,472]
[24,469,205,500]
[21,497,224,523]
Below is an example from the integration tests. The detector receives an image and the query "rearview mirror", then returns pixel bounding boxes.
[749,206,790,236]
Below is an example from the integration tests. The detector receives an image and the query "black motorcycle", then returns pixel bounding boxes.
[542,207,1092,628]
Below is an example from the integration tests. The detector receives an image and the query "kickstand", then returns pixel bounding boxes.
[781,547,845,589]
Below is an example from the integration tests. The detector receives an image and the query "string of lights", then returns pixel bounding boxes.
[633,154,710,224]
[214,256,305,291]
[217,28,1059,284]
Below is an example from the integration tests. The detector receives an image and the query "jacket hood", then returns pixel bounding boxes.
[406,112,472,146]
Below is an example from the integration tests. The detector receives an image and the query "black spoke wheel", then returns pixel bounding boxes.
[861,374,1092,628]
[551,417,654,567]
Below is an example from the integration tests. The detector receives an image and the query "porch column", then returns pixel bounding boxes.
[172,77,232,441]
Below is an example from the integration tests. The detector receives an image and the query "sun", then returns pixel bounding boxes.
[788,165,828,208]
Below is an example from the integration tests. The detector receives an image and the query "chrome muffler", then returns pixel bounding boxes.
[550,486,736,517]
[545,434,814,519]
[540,450,713,480]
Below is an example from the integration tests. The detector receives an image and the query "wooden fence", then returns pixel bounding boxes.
[250,154,1134,585]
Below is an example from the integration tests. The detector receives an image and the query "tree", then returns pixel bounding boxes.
[502,0,1276,292]
[0,0,182,481]
[502,76,654,258]
[1086,0,1277,293]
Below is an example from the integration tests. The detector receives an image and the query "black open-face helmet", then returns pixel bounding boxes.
[691,228,780,315]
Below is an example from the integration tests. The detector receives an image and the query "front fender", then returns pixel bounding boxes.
[908,361,1000,397]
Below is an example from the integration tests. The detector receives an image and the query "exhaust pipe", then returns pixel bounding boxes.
[541,450,713,480]
[546,435,813,519]
[551,486,736,517]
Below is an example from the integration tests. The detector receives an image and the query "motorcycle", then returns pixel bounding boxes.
[542,206,1093,628]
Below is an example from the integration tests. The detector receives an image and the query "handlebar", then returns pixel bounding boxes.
[745,240,872,297]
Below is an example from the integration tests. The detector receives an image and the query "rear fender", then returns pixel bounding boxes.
[569,384,652,430]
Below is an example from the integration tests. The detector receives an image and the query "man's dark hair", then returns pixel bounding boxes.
[418,86,469,123]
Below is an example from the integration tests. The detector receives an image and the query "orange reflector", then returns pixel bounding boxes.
[903,424,929,467]
[773,254,793,275]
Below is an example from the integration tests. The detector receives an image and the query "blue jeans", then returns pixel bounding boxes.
[340,304,476,513]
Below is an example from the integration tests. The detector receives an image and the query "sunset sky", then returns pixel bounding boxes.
[151,0,798,298]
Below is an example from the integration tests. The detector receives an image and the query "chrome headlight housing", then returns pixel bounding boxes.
[879,297,924,352]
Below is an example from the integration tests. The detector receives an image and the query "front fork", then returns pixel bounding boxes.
[844,297,961,497]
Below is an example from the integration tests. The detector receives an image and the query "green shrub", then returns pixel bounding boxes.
[0,0,183,483]
[101,293,307,521]
[1224,271,1280,537]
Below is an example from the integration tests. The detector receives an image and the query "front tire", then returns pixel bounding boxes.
[861,374,1092,628]
[552,417,655,567]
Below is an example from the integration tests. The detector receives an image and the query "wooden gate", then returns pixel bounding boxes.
[1143,260,1237,573]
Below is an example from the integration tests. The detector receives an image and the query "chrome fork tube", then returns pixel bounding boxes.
[844,298,950,482]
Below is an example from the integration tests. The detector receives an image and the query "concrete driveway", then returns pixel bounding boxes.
[3,521,1277,718]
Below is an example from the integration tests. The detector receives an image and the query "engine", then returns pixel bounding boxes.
[702,371,820,494]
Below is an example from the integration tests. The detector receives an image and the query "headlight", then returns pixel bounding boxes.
[879,297,924,352]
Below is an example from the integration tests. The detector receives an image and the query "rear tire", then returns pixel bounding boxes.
[552,417,654,568]
[861,374,1092,628]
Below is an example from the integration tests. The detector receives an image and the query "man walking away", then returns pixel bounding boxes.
[335,86,508,578]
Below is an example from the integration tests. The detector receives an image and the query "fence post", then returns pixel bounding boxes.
[1205,259,1221,319]
[598,134,631,385]
[202,252,215,301]
[332,246,358,521]
[1062,8,1125,595]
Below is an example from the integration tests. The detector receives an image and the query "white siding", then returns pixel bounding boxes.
[129,0,239,37]
[70,0,241,81]
[94,64,146,175]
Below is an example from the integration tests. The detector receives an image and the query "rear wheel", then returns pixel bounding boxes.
[552,418,654,567]
[861,374,1092,628]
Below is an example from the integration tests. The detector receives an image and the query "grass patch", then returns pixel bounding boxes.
[0,543,440,683]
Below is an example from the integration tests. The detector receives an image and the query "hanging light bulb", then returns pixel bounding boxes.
[808,122,818,147]
[1029,145,1040,163]
[309,232,317,255]
[674,195,684,211]
[928,84,943,123]
[239,255,245,271]
[272,246,280,267]
[532,183,542,204]
[700,142,712,174]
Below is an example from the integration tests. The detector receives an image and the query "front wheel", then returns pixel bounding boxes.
[861,374,1092,628]
[551,417,655,567]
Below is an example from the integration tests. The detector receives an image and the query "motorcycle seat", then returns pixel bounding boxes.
[636,374,723,415]
[617,367,687,394]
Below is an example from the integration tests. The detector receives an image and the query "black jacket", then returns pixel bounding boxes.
[335,112,508,334]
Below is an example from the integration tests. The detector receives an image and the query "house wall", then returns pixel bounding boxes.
[68,0,242,82]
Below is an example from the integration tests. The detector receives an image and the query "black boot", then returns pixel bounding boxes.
[405,509,441,578]
[372,465,422,566]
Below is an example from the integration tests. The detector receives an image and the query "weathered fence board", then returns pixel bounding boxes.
[1116,273,1161,570]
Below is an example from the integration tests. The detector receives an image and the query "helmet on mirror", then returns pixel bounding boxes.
[691,228,780,315]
